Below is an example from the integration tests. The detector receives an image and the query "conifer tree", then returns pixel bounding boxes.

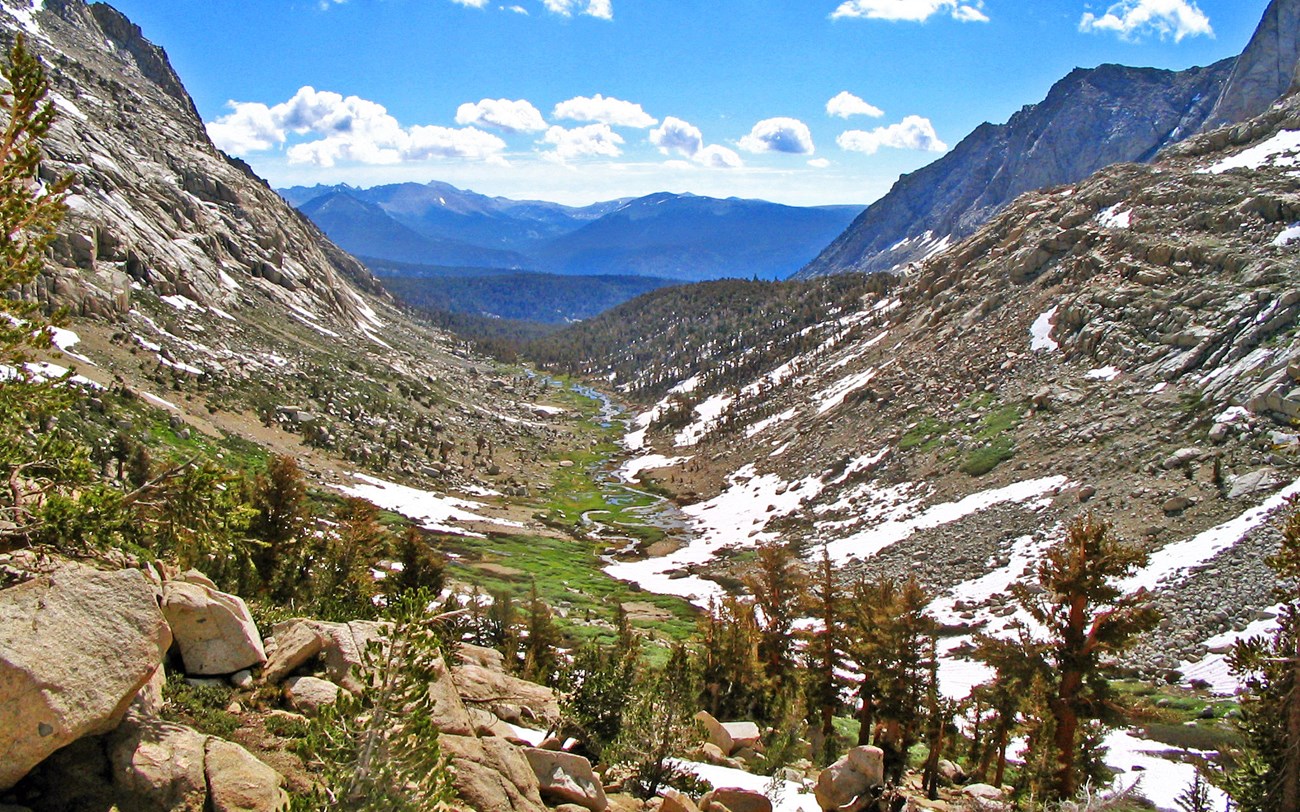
[611,644,700,799]
[249,454,309,589]
[805,546,847,764]
[1008,516,1158,801]
[1224,501,1300,811]
[747,539,807,695]
[522,580,563,685]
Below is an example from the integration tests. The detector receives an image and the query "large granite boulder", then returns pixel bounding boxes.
[263,618,389,692]
[814,746,884,812]
[524,748,608,812]
[0,566,171,790]
[109,715,209,812]
[204,738,290,812]
[440,734,547,812]
[162,576,266,676]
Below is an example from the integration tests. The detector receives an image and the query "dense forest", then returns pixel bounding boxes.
[526,273,897,401]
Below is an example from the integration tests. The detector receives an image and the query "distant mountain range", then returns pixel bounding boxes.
[280,182,861,282]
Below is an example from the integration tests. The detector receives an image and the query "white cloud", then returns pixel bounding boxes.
[827,91,885,119]
[448,0,489,7]
[207,86,507,167]
[506,4,529,12]
[1079,0,1212,42]
[649,117,704,156]
[837,115,947,154]
[739,117,816,155]
[648,117,743,169]
[696,144,744,169]
[831,0,988,23]
[543,0,613,19]
[553,94,657,128]
[540,123,625,161]
[455,98,548,133]
[808,158,832,168]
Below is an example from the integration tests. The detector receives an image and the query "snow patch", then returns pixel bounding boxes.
[618,453,692,483]
[1206,129,1300,174]
[1029,306,1059,352]
[1274,222,1300,247]
[337,473,525,538]
[1086,365,1121,381]
[1104,730,1225,812]
[676,761,818,812]
[1096,204,1132,229]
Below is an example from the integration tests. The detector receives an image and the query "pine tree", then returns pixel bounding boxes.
[611,644,701,799]
[389,525,446,598]
[805,546,848,765]
[249,454,309,590]
[522,580,563,685]
[292,588,457,810]
[1010,516,1159,801]
[747,539,807,695]
[1223,500,1300,811]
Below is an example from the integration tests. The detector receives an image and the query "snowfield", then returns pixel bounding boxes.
[336,473,525,538]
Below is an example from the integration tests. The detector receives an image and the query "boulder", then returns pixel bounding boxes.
[459,642,508,671]
[814,746,884,812]
[109,715,209,812]
[694,710,733,754]
[0,567,172,790]
[662,788,701,812]
[1162,447,1203,470]
[204,737,290,812]
[264,618,389,692]
[283,676,342,715]
[1229,467,1284,500]
[454,662,562,727]
[701,788,772,812]
[162,578,266,676]
[524,748,608,812]
[720,721,762,753]
[441,734,547,812]
[963,784,1005,800]
[429,651,475,736]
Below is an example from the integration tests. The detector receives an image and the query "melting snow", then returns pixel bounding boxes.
[161,294,204,312]
[814,368,877,415]
[1206,129,1300,174]
[1179,609,1281,695]
[337,473,524,538]
[1121,476,1300,594]
[824,476,1068,564]
[618,453,692,482]
[1086,365,1122,381]
[1029,306,1059,352]
[1274,223,1300,246]
[1105,731,1225,812]
[676,761,819,812]
[1096,204,1132,229]
[745,408,796,439]
[674,392,735,447]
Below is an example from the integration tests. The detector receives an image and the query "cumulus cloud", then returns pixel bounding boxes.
[1079,0,1212,42]
[808,158,832,168]
[827,91,885,119]
[540,123,625,161]
[553,94,657,128]
[207,86,507,167]
[648,117,743,169]
[831,0,988,23]
[837,115,947,154]
[448,0,489,7]
[455,98,548,133]
[739,117,816,155]
[649,117,704,156]
[543,0,613,20]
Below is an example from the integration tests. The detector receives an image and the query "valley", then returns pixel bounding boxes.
[2,0,1300,810]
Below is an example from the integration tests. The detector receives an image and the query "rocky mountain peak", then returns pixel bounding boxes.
[1204,0,1300,129]
[1,0,385,332]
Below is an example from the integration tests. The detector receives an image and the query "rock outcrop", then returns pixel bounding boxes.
[0,566,171,790]
[1203,0,1300,129]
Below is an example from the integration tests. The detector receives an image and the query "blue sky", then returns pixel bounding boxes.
[109,0,1268,206]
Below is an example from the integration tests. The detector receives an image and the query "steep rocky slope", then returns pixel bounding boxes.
[0,0,585,515]
[1204,0,1300,129]
[601,92,1300,688]
[799,0,1300,280]
[798,60,1230,278]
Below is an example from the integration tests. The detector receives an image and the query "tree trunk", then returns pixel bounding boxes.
[1052,668,1083,800]
[1284,616,1300,812]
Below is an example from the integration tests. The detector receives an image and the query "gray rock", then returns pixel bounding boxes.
[0,567,172,790]
[1229,467,1284,499]
[283,676,342,716]
[1204,0,1300,129]
[524,748,608,812]
[204,738,290,812]
[162,577,266,677]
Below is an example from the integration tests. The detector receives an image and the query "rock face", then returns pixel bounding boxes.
[1,0,383,327]
[453,661,562,729]
[263,618,389,693]
[701,787,773,812]
[441,734,548,812]
[0,566,171,790]
[798,60,1230,278]
[109,716,210,812]
[1204,0,1300,129]
[162,577,266,676]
